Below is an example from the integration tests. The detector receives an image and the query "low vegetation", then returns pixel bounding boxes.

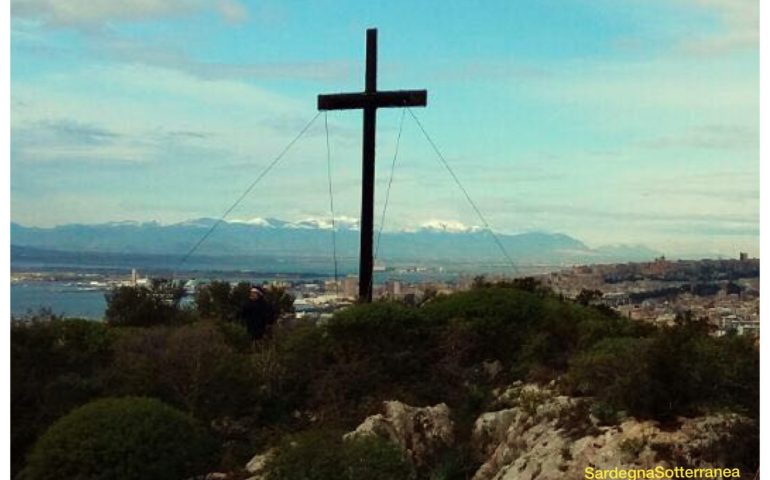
[21,397,219,480]
[265,430,415,480]
[11,280,759,478]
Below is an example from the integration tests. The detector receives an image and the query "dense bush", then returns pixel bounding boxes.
[12,317,265,477]
[265,302,446,424]
[12,283,759,478]
[262,285,296,317]
[567,318,759,420]
[195,281,295,323]
[195,281,251,322]
[261,287,652,426]
[21,397,219,480]
[421,286,641,375]
[265,430,415,480]
[11,317,115,477]
[110,322,264,420]
[104,280,188,327]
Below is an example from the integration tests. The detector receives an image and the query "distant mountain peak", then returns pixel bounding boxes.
[173,218,219,228]
[10,217,661,266]
[418,219,482,233]
[288,217,359,230]
[229,217,275,227]
[103,220,143,227]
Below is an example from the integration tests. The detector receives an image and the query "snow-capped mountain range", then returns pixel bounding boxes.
[10,217,661,267]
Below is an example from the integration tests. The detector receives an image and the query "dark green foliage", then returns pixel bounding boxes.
[21,397,219,480]
[195,281,294,323]
[216,317,254,352]
[427,448,479,480]
[423,286,640,375]
[567,318,759,421]
[590,402,620,426]
[253,288,639,430]
[699,418,759,475]
[472,276,549,294]
[575,288,602,305]
[12,283,759,478]
[104,280,187,327]
[12,317,265,477]
[421,287,544,364]
[195,280,240,321]
[262,285,296,317]
[649,417,759,476]
[567,336,651,416]
[269,302,444,423]
[265,430,415,480]
[110,322,264,420]
[554,399,601,438]
[195,281,251,322]
[11,317,115,477]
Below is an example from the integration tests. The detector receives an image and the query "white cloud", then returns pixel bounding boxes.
[11,0,249,27]
[520,56,758,136]
[9,61,325,175]
[676,0,758,55]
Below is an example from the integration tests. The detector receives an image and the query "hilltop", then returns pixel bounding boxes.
[11,281,758,479]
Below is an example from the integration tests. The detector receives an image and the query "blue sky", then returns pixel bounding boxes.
[10,0,759,257]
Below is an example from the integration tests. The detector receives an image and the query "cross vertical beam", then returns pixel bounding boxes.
[318,28,427,302]
[361,29,377,303]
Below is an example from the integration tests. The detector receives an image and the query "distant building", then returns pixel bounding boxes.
[739,252,749,261]
[387,281,402,296]
[341,276,358,299]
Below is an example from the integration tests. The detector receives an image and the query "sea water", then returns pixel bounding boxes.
[11,282,108,320]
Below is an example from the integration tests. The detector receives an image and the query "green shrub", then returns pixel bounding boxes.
[105,281,187,327]
[328,301,428,354]
[306,303,439,421]
[195,281,294,323]
[555,400,600,439]
[11,318,115,477]
[216,319,253,352]
[195,280,241,321]
[694,418,759,475]
[567,319,759,421]
[427,448,479,480]
[263,288,643,428]
[567,336,651,416]
[590,402,620,426]
[21,397,219,480]
[110,322,263,420]
[265,430,415,480]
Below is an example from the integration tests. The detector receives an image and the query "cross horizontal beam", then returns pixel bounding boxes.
[317,28,427,302]
[318,90,427,111]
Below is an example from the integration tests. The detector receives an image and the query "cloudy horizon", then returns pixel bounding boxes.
[11,0,759,258]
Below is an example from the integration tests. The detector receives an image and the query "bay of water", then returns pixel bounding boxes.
[11,282,108,320]
[9,248,540,320]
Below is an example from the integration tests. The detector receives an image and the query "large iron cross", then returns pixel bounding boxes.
[318,28,427,302]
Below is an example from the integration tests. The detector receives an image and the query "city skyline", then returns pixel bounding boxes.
[10,0,759,257]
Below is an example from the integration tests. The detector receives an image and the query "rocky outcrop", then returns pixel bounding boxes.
[207,385,752,480]
[472,383,753,480]
[344,400,455,468]
[244,449,276,479]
